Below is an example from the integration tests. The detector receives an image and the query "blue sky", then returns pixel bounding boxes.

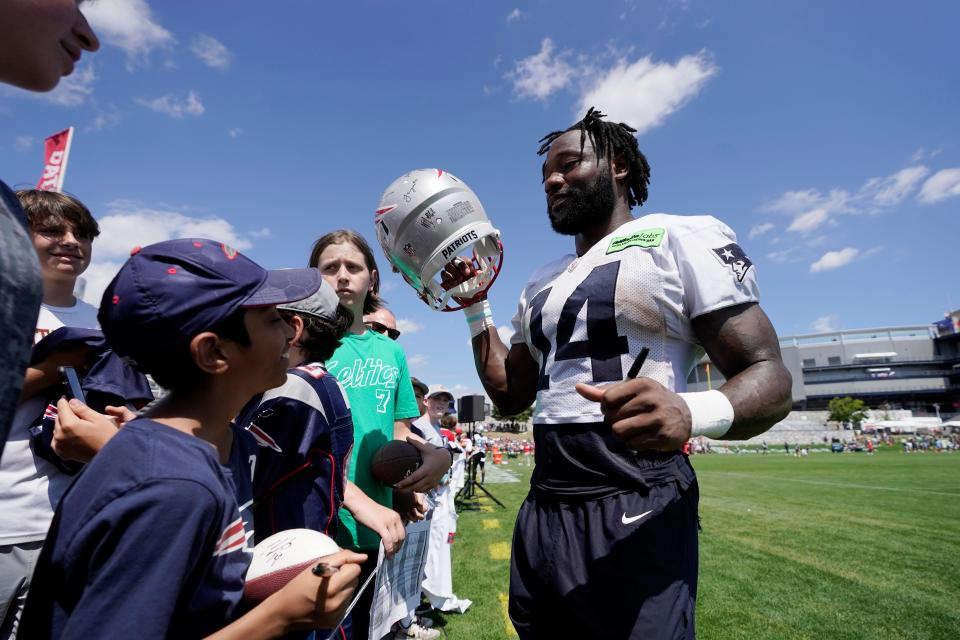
[2,0,958,400]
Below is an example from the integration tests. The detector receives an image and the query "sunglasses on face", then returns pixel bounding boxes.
[365,321,400,340]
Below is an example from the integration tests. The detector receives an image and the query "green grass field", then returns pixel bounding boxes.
[424,449,960,639]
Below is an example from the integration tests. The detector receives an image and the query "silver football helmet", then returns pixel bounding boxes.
[375,169,502,312]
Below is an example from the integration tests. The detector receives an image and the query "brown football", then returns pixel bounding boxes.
[371,440,422,485]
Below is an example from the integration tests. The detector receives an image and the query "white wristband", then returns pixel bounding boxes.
[678,390,734,439]
[463,299,495,338]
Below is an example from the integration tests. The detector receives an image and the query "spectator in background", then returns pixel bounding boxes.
[409,378,429,437]
[310,230,449,639]
[0,190,102,639]
[0,0,99,466]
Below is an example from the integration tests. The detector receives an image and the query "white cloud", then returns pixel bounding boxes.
[578,50,717,135]
[810,314,838,333]
[249,227,272,239]
[43,63,97,106]
[0,61,95,106]
[407,354,428,368]
[786,208,830,234]
[763,189,830,214]
[765,162,943,233]
[765,248,795,264]
[506,8,525,22]
[13,136,34,152]
[918,168,960,204]
[82,202,254,304]
[136,91,205,118]
[396,319,424,335]
[506,41,716,134]
[748,222,774,239]
[506,38,576,101]
[810,247,859,273]
[227,127,243,138]
[911,147,942,163]
[81,261,127,306]
[860,165,929,207]
[191,34,232,69]
[81,0,174,68]
[86,106,123,132]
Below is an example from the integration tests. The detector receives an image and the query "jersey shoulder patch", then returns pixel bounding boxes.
[296,364,327,379]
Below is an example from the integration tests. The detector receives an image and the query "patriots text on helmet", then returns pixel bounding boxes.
[441,229,479,260]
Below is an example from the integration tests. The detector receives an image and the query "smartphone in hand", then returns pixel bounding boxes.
[58,366,86,404]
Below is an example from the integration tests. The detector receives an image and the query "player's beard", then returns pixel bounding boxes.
[547,164,615,236]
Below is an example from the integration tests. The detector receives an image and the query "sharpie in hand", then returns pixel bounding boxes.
[626,347,650,379]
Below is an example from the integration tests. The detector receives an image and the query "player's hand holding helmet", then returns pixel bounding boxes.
[374,169,502,311]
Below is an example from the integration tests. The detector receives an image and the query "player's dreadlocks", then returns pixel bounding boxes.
[537,107,652,208]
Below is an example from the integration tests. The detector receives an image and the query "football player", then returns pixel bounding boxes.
[442,108,792,639]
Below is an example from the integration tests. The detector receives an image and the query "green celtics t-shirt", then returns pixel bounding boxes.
[326,329,420,550]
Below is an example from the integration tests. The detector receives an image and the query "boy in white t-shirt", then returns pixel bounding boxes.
[0,190,100,639]
[20,189,101,343]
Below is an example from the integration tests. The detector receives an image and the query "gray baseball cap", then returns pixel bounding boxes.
[277,278,340,321]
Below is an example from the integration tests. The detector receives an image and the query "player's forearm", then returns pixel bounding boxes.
[718,360,792,440]
[470,327,526,415]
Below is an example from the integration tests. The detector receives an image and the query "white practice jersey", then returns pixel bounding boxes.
[510,214,759,425]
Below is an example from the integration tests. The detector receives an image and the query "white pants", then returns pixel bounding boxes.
[0,541,43,640]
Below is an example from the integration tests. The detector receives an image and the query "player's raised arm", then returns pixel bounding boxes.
[372,168,540,417]
[440,259,538,416]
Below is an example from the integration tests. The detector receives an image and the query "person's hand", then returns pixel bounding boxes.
[394,439,452,493]
[402,493,428,523]
[439,258,481,304]
[575,377,692,451]
[265,550,366,632]
[52,398,129,463]
[350,498,406,558]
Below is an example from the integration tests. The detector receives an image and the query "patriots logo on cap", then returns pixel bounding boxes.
[712,243,753,282]
[220,244,239,260]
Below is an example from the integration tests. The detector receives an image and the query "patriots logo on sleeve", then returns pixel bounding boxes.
[712,243,753,282]
[213,517,249,557]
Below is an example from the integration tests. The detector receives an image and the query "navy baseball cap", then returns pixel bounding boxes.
[99,238,321,363]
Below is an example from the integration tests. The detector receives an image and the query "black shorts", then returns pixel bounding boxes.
[509,467,699,639]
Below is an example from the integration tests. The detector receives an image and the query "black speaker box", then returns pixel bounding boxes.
[458,395,486,423]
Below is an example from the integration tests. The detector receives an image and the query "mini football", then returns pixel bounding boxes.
[244,528,340,601]
[371,440,422,485]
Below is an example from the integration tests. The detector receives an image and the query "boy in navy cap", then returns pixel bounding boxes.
[21,239,365,640]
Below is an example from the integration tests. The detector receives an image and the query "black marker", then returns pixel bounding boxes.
[312,563,338,577]
[626,347,650,379]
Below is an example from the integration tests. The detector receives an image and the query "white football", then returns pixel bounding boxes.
[244,528,340,601]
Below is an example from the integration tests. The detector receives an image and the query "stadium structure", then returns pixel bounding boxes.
[687,311,960,421]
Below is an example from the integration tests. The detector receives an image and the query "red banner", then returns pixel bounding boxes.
[36,127,74,192]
